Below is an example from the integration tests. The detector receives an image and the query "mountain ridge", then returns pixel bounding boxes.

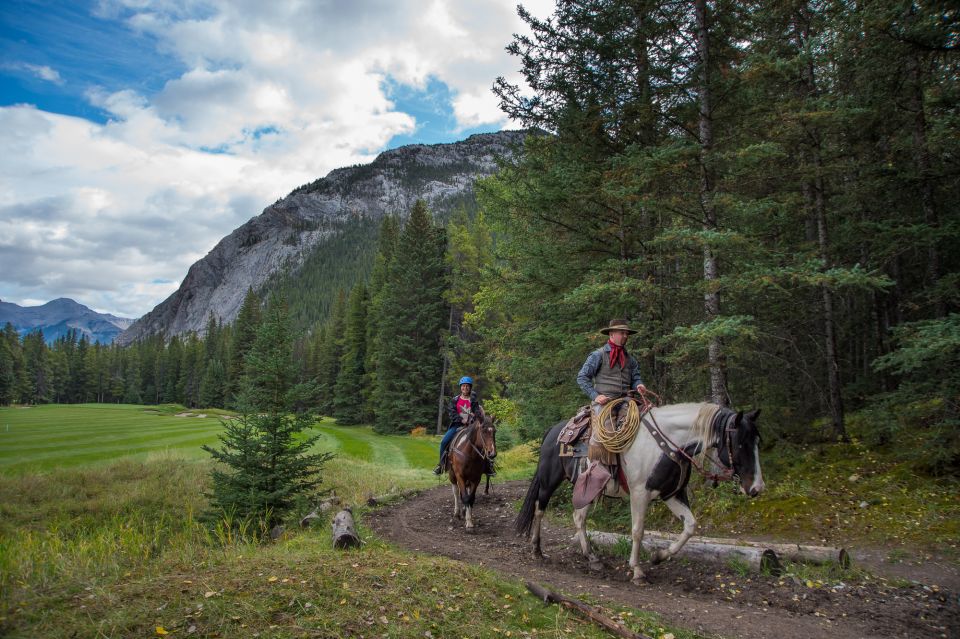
[0,298,133,344]
[116,130,528,345]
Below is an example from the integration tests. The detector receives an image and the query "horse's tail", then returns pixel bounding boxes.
[515,426,554,537]
[514,467,541,537]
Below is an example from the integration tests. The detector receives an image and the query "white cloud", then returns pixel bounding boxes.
[25,63,65,85]
[0,0,554,318]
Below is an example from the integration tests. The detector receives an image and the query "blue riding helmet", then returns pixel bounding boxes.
[458,376,473,386]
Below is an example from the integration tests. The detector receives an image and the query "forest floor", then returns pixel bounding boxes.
[368,479,959,639]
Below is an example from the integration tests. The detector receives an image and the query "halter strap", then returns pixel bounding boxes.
[640,406,737,483]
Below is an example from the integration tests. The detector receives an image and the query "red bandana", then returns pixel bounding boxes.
[608,339,626,369]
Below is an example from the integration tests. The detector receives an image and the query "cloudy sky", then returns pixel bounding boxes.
[0,0,550,319]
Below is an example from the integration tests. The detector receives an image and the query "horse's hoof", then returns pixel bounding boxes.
[589,559,604,572]
[631,575,650,586]
[465,526,476,534]
[650,550,668,565]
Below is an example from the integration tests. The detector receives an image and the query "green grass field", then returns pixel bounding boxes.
[0,404,695,639]
[0,404,442,475]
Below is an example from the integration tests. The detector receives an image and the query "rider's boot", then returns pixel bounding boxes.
[433,452,447,475]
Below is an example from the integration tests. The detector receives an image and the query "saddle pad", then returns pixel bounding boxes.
[557,405,592,445]
[572,461,611,510]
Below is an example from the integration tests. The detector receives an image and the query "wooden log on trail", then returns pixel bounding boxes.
[331,508,361,549]
[526,581,652,639]
[641,531,850,569]
[585,531,782,576]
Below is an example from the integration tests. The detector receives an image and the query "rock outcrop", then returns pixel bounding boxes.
[117,131,526,344]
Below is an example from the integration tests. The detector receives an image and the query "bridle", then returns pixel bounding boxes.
[635,389,740,484]
[454,412,496,462]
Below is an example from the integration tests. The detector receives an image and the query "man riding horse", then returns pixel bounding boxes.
[434,376,494,476]
[577,319,648,418]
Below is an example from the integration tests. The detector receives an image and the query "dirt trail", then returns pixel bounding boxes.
[367,480,958,639]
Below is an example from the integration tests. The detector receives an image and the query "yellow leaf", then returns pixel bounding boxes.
[339,599,346,605]
[204,591,215,598]
[156,627,169,636]
[267,576,278,582]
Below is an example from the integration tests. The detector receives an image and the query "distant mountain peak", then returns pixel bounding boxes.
[0,298,134,344]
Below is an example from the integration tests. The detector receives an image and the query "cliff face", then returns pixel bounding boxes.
[117,131,525,345]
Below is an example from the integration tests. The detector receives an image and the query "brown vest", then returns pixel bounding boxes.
[593,349,632,398]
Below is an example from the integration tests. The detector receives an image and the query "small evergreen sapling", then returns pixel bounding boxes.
[203,298,332,530]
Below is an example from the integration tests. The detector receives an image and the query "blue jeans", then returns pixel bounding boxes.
[439,426,460,463]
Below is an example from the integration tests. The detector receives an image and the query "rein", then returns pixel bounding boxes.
[452,416,494,462]
[638,395,737,484]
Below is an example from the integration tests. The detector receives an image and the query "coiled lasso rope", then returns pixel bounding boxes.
[592,396,643,453]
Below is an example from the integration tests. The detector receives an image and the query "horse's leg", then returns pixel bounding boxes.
[464,479,478,531]
[451,483,461,519]
[651,492,696,565]
[572,504,603,571]
[628,489,654,584]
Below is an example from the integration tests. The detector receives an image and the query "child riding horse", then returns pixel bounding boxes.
[448,409,497,531]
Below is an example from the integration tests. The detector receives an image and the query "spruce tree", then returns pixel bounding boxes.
[226,289,262,406]
[315,290,346,415]
[333,282,368,424]
[203,297,332,529]
[373,200,449,433]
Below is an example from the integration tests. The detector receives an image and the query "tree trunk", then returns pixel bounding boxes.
[908,53,943,317]
[639,531,849,568]
[695,0,728,406]
[799,8,846,441]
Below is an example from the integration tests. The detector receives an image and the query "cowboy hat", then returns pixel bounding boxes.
[599,319,638,335]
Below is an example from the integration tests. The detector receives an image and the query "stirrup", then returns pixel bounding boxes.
[433,463,443,475]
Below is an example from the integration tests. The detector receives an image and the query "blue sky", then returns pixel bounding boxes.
[0,0,548,317]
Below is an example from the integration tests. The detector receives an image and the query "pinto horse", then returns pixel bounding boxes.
[448,409,497,531]
[515,402,764,582]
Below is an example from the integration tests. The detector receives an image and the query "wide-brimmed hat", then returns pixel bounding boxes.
[599,319,638,335]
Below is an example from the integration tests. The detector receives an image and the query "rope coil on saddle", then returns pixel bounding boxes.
[591,396,644,452]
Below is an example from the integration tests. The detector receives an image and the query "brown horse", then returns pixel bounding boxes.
[448,408,497,531]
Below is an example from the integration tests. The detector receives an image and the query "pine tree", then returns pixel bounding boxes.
[363,215,400,421]
[373,200,449,433]
[226,289,262,406]
[315,290,346,415]
[203,297,332,529]
[333,283,368,424]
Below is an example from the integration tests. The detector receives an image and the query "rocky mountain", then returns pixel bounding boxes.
[0,298,134,344]
[117,130,527,345]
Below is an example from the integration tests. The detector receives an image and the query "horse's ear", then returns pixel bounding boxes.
[735,410,744,425]
[747,408,761,420]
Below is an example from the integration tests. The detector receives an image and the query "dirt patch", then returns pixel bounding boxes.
[367,480,958,639]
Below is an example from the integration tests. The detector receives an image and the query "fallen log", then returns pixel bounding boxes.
[584,531,782,576]
[300,496,342,528]
[641,531,850,569]
[525,581,652,639]
[332,508,361,549]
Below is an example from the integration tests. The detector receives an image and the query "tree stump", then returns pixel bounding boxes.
[332,508,361,549]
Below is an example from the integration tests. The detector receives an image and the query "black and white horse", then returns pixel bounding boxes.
[515,402,765,583]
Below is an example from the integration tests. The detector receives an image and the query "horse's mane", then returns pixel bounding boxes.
[684,402,729,468]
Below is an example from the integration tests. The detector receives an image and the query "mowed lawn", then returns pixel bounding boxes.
[0,404,440,474]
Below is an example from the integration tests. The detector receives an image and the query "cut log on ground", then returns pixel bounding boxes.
[300,496,342,528]
[641,531,850,569]
[332,508,361,549]
[585,531,782,576]
[526,581,652,639]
